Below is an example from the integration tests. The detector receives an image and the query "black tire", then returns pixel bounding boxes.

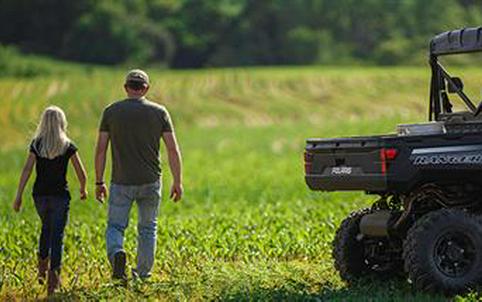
[403,209,482,295]
[333,208,403,283]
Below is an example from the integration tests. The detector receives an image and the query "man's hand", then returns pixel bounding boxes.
[80,188,88,200]
[13,196,22,212]
[170,183,183,202]
[96,184,108,203]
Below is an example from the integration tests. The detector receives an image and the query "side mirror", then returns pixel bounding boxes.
[448,77,463,93]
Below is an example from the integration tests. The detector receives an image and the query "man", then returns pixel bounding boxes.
[95,69,183,281]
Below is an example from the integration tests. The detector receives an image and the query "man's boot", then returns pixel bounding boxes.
[112,250,127,285]
[47,269,61,295]
[38,256,49,284]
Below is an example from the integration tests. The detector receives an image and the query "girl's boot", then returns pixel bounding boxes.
[47,269,61,295]
[38,256,49,284]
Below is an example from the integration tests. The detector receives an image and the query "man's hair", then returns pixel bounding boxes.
[125,80,147,91]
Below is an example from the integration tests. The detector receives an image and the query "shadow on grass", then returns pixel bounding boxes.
[33,278,449,301]
[219,279,448,302]
[39,279,208,301]
[35,282,134,301]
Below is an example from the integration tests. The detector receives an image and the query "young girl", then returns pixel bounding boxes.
[13,106,87,295]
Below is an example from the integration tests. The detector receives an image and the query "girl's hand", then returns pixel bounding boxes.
[13,196,22,212]
[80,189,88,200]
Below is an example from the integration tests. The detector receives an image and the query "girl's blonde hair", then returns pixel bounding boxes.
[33,106,70,159]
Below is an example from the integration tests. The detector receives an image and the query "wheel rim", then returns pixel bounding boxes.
[434,230,477,278]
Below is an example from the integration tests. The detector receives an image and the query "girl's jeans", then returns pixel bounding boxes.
[106,180,161,278]
[34,195,70,271]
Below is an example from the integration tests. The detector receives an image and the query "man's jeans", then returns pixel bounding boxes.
[106,180,161,278]
[34,195,70,271]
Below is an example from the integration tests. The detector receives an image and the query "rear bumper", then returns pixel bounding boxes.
[305,175,387,191]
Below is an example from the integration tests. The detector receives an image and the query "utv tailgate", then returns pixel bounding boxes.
[305,136,389,191]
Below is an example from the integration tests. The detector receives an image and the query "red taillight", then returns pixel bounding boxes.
[380,148,398,175]
[384,148,399,160]
[304,151,313,174]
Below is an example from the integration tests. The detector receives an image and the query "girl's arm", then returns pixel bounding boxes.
[71,152,88,200]
[13,152,36,212]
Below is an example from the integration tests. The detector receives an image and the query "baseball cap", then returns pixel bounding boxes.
[125,69,150,85]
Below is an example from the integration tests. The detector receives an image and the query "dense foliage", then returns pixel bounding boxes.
[0,0,481,67]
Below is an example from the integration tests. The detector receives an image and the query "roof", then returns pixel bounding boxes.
[430,27,482,56]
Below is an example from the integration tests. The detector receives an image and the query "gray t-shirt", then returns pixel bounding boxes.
[99,97,173,185]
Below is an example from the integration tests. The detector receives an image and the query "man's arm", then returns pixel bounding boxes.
[95,131,110,203]
[162,131,183,202]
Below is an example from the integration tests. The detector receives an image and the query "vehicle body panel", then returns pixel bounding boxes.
[305,131,482,193]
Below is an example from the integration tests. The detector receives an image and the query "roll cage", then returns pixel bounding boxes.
[429,27,482,121]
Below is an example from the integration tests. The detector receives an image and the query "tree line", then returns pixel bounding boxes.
[0,0,481,68]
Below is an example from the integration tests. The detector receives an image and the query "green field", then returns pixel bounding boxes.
[1,66,482,301]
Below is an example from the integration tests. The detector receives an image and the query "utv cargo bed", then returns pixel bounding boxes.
[305,136,392,192]
[305,130,482,193]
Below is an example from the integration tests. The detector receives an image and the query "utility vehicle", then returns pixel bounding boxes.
[304,27,482,295]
